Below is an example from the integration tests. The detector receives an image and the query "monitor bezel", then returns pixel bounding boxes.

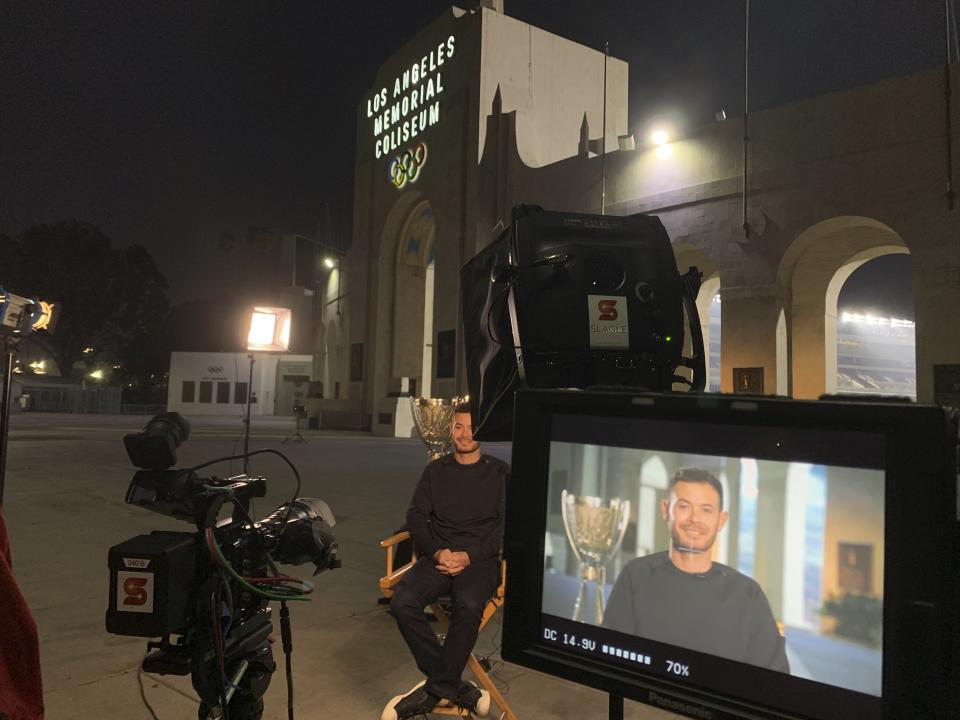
[502,389,959,720]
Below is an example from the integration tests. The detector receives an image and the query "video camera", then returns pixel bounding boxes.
[106,412,340,720]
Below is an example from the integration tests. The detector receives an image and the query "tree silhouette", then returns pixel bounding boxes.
[0,220,169,378]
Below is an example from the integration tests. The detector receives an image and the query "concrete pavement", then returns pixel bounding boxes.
[2,413,677,720]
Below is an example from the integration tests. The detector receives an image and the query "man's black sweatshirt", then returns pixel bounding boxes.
[406,454,509,563]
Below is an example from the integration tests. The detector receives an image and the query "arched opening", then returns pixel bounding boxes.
[776,308,788,395]
[392,200,436,397]
[777,217,910,399]
[835,254,915,398]
[698,275,721,392]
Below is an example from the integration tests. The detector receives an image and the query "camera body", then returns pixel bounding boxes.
[106,413,339,715]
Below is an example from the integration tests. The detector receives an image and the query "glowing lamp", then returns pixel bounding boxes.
[651,129,670,146]
[0,288,59,335]
[323,257,336,269]
[246,306,292,352]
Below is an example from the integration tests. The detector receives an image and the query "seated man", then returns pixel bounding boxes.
[603,468,789,673]
[384,402,509,720]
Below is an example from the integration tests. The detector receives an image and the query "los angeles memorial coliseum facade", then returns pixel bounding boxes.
[308,2,960,436]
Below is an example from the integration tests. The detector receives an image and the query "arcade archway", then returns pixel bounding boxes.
[778,216,910,399]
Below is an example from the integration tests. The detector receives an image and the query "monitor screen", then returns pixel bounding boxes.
[503,390,960,720]
[543,414,884,716]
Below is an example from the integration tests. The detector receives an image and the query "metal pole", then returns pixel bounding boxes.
[608,694,624,720]
[946,0,955,209]
[243,353,254,475]
[742,0,751,236]
[601,41,609,215]
[0,339,15,506]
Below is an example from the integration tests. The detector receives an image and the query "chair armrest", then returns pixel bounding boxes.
[379,560,417,594]
[380,530,412,549]
[379,530,417,597]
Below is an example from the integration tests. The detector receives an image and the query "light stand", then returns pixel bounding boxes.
[0,336,20,506]
[243,353,255,474]
[0,289,57,506]
[243,305,293,472]
[282,405,307,445]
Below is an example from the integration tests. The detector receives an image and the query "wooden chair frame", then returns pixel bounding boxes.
[379,531,518,720]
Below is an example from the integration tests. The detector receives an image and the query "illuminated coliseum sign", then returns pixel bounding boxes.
[367,34,456,160]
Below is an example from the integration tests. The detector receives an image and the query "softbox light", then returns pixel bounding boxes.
[461,205,702,440]
[246,306,292,353]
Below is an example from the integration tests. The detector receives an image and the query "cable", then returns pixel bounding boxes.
[484,283,513,347]
[475,610,511,697]
[211,587,230,720]
[472,364,518,438]
[205,527,310,602]
[137,661,162,720]
[188,448,301,505]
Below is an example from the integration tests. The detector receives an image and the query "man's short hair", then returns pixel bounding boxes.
[669,468,723,510]
[453,400,472,416]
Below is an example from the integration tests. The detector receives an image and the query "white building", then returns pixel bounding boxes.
[166,351,312,417]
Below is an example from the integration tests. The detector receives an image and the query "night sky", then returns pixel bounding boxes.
[1,1,944,315]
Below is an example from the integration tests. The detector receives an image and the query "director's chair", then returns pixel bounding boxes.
[379,530,519,720]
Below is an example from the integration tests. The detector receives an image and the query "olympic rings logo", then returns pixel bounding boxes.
[389,143,428,189]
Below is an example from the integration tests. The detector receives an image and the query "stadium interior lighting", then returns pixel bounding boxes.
[840,312,915,328]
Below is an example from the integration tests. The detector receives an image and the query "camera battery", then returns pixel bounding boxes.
[106,531,195,637]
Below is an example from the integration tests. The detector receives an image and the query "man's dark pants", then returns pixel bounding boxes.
[390,556,500,699]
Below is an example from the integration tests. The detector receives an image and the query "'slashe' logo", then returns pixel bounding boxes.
[389,143,428,189]
[122,577,149,606]
[598,299,618,321]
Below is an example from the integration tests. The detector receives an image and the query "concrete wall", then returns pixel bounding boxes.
[478,8,628,167]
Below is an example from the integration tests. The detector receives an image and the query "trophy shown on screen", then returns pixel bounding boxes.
[561,490,630,624]
[410,396,467,460]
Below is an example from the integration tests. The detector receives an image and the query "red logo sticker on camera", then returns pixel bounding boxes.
[117,571,154,613]
[588,295,629,349]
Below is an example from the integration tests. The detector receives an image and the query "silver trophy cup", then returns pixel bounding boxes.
[561,490,630,625]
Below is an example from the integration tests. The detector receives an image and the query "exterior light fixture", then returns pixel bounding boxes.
[89,369,105,380]
[323,257,336,269]
[651,129,669,146]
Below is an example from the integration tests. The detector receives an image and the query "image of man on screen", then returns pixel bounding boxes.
[603,468,790,673]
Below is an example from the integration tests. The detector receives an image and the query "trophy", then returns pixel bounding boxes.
[410,396,467,460]
[561,490,630,625]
